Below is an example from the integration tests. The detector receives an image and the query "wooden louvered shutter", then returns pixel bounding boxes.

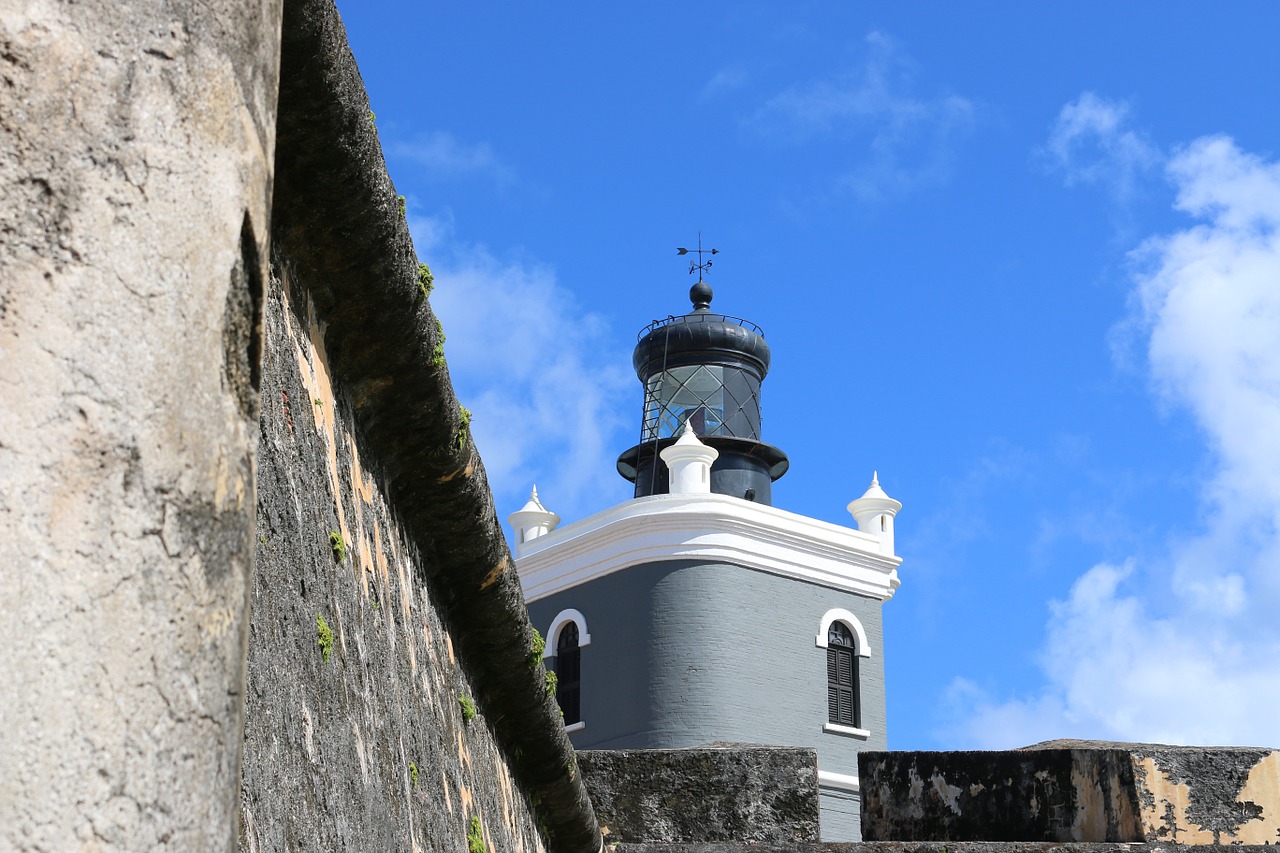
[556,623,581,725]
[827,647,840,721]
[826,622,860,727]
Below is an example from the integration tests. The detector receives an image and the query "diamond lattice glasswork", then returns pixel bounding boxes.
[641,364,761,442]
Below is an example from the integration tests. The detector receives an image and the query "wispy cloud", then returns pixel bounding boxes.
[752,31,976,200]
[410,214,635,528]
[947,135,1280,748]
[390,131,514,184]
[1041,92,1160,203]
[701,65,749,100]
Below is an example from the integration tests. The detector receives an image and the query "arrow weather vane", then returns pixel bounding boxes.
[676,231,718,278]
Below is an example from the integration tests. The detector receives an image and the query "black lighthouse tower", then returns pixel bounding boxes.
[616,280,789,504]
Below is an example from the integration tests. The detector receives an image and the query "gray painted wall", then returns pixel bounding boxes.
[527,559,888,840]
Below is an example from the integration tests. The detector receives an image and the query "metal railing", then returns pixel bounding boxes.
[637,311,764,340]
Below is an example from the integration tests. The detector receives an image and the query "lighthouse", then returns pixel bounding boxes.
[512,278,902,841]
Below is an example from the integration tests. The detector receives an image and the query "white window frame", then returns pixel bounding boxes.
[544,608,592,658]
[815,608,871,657]
[817,608,871,737]
[545,609,590,733]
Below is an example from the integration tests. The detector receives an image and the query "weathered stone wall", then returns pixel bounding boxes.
[860,743,1280,845]
[239,268,545,851]
[0,1,281,849]
[579,745,820,845]
[237,2,600,852]
[1101,741,1280,845]
[612,843,1278,853]
[860,749,1142,842]
[1,0,600,850]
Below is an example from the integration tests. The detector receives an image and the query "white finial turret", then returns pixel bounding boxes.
[508,485,561,549]
[659,420,719,495]
[847,471,902,556]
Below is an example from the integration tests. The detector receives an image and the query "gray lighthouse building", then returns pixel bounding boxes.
[512,282,902,841]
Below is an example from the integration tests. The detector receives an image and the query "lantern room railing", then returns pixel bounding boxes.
[637,312,764,340]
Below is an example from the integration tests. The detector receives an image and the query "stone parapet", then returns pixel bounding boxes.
[860,742,1280,845]
[612,843,1278,853]
[580,745,821,844]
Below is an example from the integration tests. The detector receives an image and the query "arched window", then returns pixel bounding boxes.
[555,622,581,725]
[826,621,859,728]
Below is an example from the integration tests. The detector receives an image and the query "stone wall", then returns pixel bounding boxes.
[579,745,820,845]
[612,844,1278,853]
[238,267,546,851]
[0,1,600,850]
[0,1,280,848]
[239,2,599,851]
[860,742,1280,845]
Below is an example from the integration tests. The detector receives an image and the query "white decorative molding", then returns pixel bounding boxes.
[815,608,872,657]
[544,608,592,655]
[817,769,860,792]
[515,493,901,603]
[847,471,901,557]
[823,722,871,739]
[564,721,586,734]
[509,485,560,545]
[660,421,718,495]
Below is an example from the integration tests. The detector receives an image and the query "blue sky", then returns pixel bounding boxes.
[338,3,1280,749]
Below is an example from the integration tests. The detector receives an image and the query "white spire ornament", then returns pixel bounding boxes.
[507,485,561,548]
[847,471,902,556]
[659,420,719,495]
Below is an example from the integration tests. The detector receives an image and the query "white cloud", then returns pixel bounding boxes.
[753,31,975,200]
[948,136,1280,749]
[411,215,635,527]
[390,131,514,184]
[702,65,749,99]
[1042,92,1160,201]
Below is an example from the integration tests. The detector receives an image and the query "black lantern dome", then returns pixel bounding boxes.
[617,282,789,503]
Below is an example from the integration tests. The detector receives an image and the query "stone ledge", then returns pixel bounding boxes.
[860,744,1280,844]
[581,745,821,844]
[612,844,1279,853]
[270,3,599,851]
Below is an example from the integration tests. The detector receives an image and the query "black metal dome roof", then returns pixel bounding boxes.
[632,282,771,379]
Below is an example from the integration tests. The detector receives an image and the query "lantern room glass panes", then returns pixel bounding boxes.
[642,364,761,442]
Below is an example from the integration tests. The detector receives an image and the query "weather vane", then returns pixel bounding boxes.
[676,232,718,278]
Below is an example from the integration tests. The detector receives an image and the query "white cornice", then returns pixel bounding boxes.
[515,493,901,603]
[818,769,860,792]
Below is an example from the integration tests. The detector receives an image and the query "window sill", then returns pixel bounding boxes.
[818,769,860,793]
[564,721,586,733]
[823,722,870,739]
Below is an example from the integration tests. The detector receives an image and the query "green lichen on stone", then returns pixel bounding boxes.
[458,693,477,722]
[397,194,406,218]
[545,669,558,697]
[409,761,418,786]
[466,815,486,853]
[455,406,471,450]
[416,262,434,300]
[368,109,376,125]
[329,531,346,564]
[528,627,545,669]
[429,317,446,368]
[316,613,334,663]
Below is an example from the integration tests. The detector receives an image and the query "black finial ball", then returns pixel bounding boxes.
[690,280,713,310]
